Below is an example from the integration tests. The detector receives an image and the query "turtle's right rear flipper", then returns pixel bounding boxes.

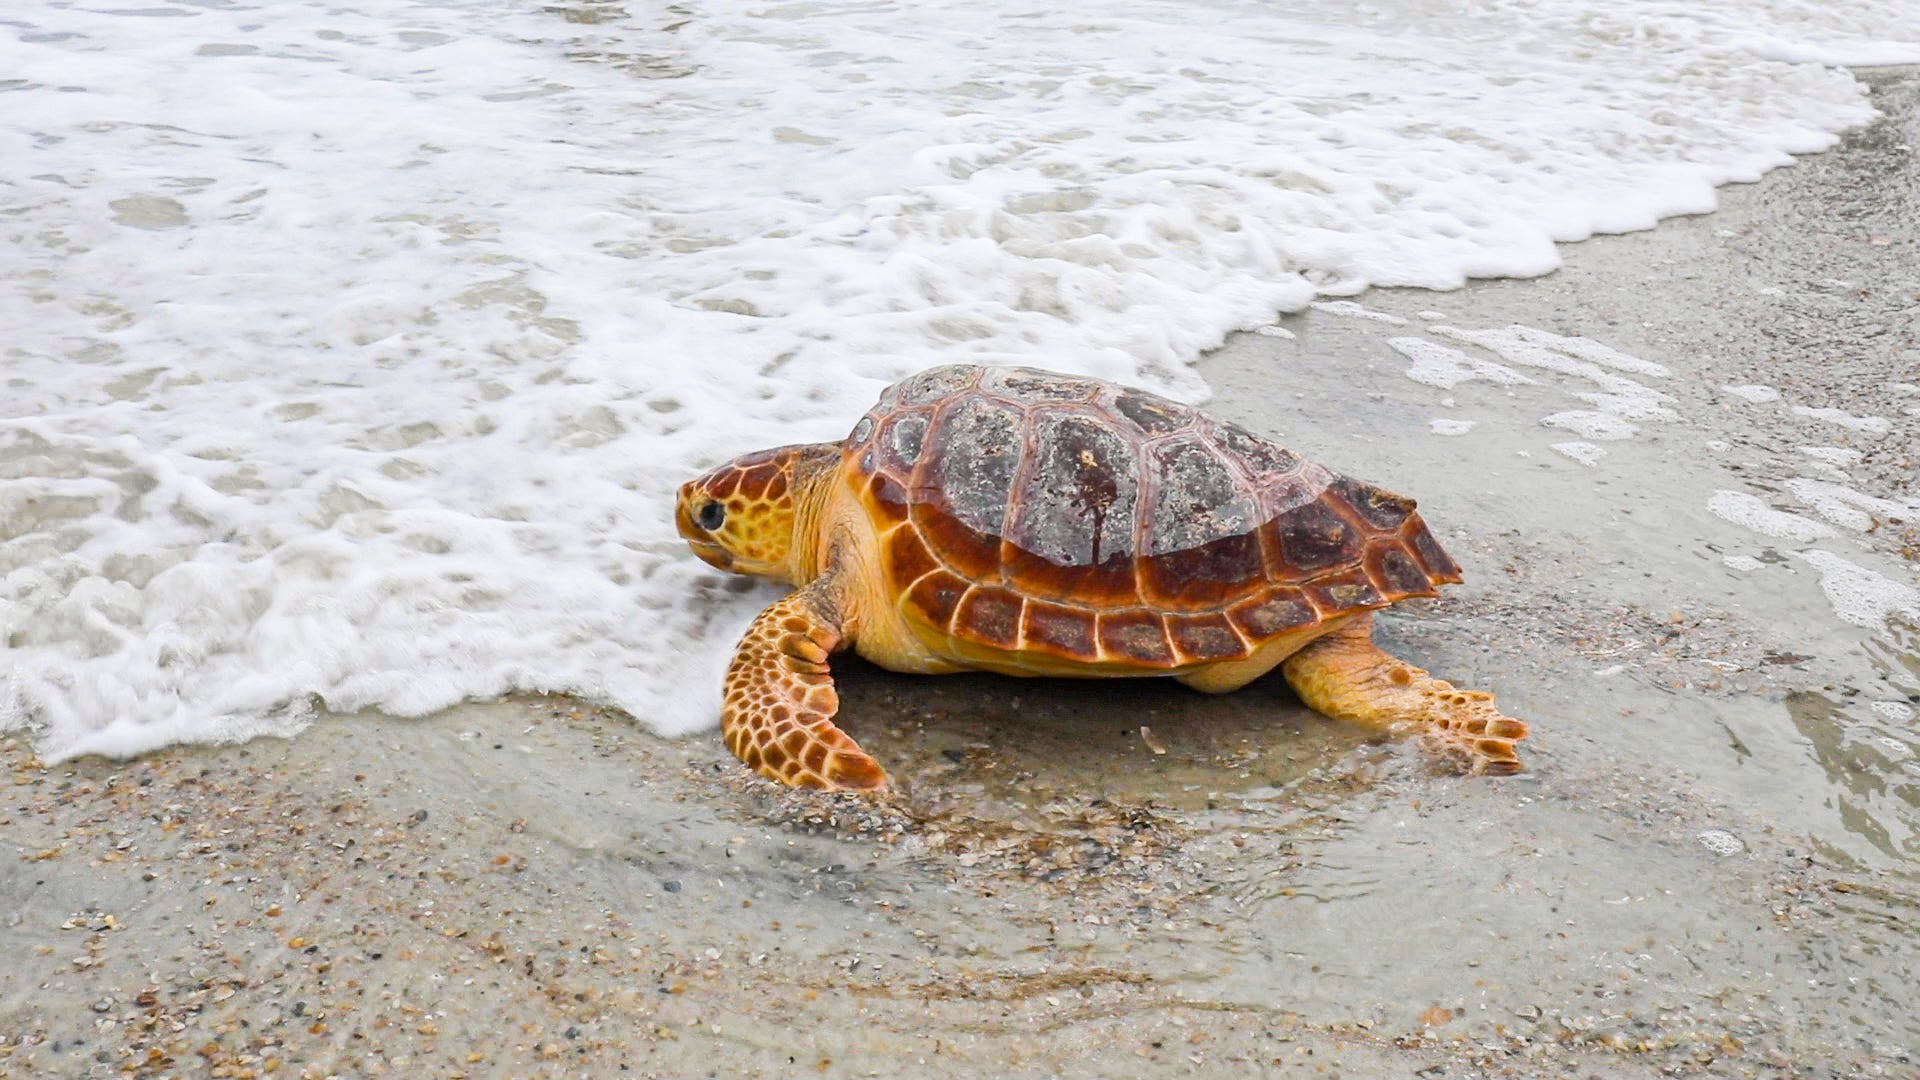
[1279,615,1528,775]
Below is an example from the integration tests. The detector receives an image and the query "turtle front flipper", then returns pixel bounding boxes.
[722,581,888,792]
[1280,615,1529,775]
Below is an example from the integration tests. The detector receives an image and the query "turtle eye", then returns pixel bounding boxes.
[695,501,726,531]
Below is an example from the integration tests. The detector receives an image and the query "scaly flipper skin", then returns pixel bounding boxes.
[1280,614,1528,775]
[721,579,888,792]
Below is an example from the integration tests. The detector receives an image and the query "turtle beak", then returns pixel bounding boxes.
[688,540,733,571]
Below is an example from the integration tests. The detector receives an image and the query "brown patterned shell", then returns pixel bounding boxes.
[846,364,1462,669]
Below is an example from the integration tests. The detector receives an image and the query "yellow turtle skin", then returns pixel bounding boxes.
[676,365,1528,792]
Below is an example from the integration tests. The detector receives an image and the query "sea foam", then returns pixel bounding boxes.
[4,0,1918,760]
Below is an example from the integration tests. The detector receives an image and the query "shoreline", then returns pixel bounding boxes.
[5,70,1918,1080]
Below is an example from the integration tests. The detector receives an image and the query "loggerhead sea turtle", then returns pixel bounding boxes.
[675,364,1528,791]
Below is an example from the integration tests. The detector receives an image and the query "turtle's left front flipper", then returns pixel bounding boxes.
[722,580,888,792]
[1282,614,1529,775]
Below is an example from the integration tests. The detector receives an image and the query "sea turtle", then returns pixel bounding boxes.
[676,364,1528,791]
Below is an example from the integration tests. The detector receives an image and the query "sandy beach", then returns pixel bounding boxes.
[5,58,1918,1080]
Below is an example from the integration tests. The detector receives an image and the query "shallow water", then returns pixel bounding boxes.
[1204,327,1920,881]
[5,0,1920,766]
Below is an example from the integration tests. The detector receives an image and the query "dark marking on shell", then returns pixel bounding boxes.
[1409,525,1462,582]
[1331,475,1416,531]
[1167,612,1248,663]
[1023,599,1098,658]
[905,570,969,627]
[1227,588,1317,638]
[1272,499,1362,575]
[1369,544,1435,597]
[1098,610,1174,665]
[956,585,1024,649]
[1302,566,1387,614]
[1114,390,1196,436]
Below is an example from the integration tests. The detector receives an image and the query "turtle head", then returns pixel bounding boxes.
[677,443,841,582]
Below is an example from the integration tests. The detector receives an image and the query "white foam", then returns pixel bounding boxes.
[1706,491,1839,543]
[1310,301,1408,325]
[1722,555,1764,572]
[1433,325,1673,379]
[1550,441,1607,466]
[1518,328,1672,378]
[1388,339,1534,390]
[1253,325,1297,340]
[1697,829,1745,857]
[5,0,1919,760]
[1797,551,1920,630]
[1784,479,1920,532]
[1724,384,1783,403]
[1429,324,1676,445]
[1429,419,1476,436]
[1870,701,1916,723]
[1792,406,1893,435]
[1742,39,1920,65]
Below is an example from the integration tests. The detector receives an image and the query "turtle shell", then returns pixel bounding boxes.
[846,364,1462,669]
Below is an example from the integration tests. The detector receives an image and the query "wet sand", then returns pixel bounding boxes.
[5,70,1918,1080]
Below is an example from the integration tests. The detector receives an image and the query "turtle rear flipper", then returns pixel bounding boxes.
[722,582,888,792]
[1280,615,1528,775]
